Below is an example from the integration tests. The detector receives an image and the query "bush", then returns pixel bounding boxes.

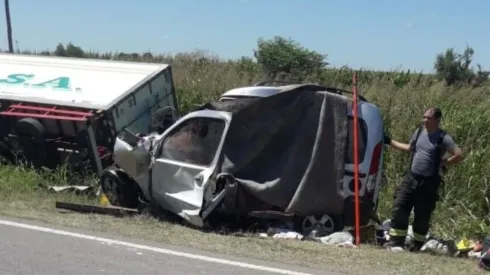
[5,40,490,239]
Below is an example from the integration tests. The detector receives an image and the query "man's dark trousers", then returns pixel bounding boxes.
[388,172,441,248]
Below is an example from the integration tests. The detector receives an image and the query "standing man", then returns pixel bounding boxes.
[383,107,463,252]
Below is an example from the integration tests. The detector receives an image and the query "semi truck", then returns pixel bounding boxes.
[0,53,179,176]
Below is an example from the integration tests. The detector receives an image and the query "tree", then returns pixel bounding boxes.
[253,36,328,81]
[65,42,85,58]
[54,42,85,58]
[434,46,489,86]
[54,43,67,57]
[4,0,13,53]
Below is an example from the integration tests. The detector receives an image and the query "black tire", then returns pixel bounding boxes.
[12,118,47,168]
[294,214,344,235]
[99,168,140,209]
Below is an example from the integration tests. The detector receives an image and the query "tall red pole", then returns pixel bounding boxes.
[352,71,361,246]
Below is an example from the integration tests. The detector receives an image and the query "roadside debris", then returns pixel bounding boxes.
[319,232,356,248]
[55,201,140,216]
[379,218,489,260]
[420,239,456,256]
[259,227,305,240]
[44,185,95,194]
[257,225,357,248]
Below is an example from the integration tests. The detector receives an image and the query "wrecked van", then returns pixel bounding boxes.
[102,83,385,234]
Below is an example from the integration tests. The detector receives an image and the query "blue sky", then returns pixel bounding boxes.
[1,0,488,72]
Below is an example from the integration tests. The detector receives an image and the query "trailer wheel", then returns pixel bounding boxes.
[12,118,47,168]
[100,168,140,209]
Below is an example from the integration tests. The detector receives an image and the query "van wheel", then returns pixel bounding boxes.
[294,214,344,235]
[99,168,139,209]
[11,118,47,168]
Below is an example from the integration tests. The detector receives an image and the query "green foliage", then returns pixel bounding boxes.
[253,36,328,81]
[54,42,84,58]
[5,38,490,239]
[434,45,490,86]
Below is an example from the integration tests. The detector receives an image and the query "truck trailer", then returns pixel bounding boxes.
[0,53,179,176]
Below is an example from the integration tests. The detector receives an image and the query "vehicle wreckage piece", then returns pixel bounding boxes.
[110,110,232,227]
[108,83,385,233]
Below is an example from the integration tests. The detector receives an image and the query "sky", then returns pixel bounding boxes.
[0,0,489,72]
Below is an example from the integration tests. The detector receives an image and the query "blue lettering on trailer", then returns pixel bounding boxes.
[0,74,78,91]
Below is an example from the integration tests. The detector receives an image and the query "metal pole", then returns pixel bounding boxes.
[5,0,14,53]
[352,71,361,246]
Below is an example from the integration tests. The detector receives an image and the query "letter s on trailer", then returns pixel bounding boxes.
[0,53,179,175]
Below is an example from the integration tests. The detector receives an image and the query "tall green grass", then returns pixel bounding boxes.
[7,49,490,239]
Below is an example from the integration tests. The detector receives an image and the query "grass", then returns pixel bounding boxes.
[1,49,490,274]
[0,165,481,275]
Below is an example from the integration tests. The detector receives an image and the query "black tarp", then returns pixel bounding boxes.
[195,84,349,217]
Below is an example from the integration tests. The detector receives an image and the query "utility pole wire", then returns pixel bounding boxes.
[5,0,14,53]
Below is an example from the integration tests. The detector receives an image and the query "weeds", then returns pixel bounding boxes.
[2,49,490,241]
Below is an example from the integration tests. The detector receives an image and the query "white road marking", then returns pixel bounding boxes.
[0,219,314,275]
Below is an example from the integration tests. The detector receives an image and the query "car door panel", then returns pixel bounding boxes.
[150,111,231,227]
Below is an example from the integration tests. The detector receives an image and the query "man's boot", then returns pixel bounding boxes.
[408,240,424,252]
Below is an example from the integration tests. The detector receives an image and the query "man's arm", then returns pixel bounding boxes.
[389,139,412,152]
[384,131,416,153]
[442,135,463,166]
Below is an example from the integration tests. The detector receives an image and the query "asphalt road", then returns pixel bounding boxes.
[0,217,341,275]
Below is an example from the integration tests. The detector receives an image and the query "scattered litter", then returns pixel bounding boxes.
[259,227,304,240]
[420,239,457,256]
[259,233,269,238]
[376,218,490,260]
[319,232,355,248]
[389,246,404,252]
[456,238,476,252]
[45,185,94,194]
[469,251,482,259]
[258,226,358,248]
[272,231,304,240]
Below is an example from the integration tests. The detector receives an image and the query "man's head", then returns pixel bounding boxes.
[423,107,442,131]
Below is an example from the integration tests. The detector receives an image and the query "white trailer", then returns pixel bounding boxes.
[0,53,179,175]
